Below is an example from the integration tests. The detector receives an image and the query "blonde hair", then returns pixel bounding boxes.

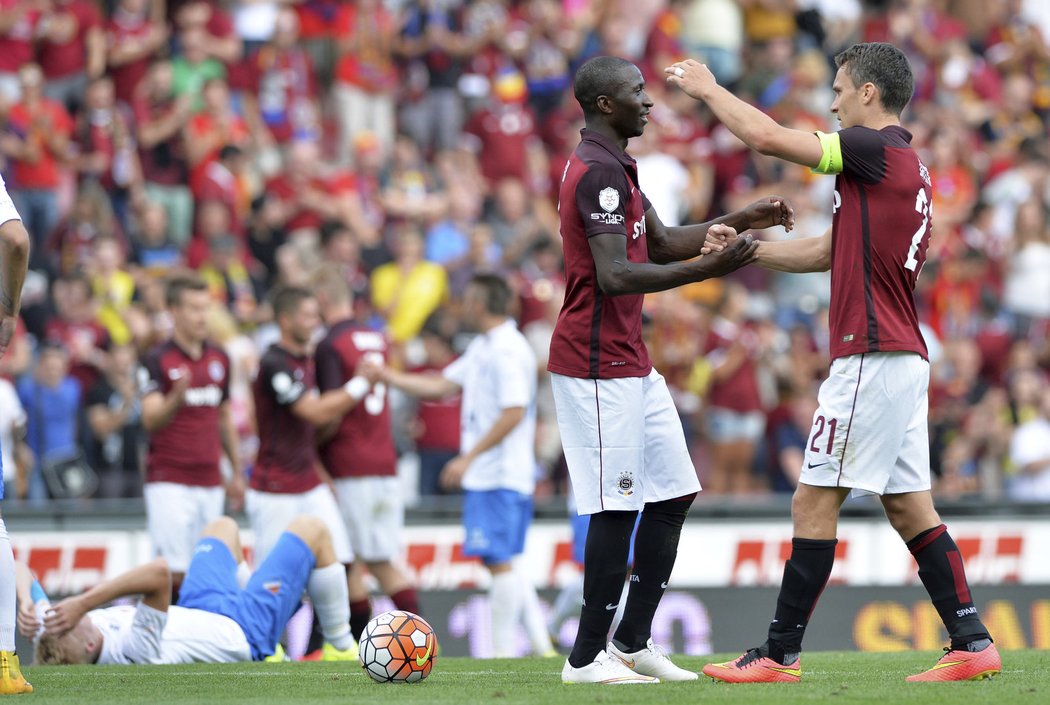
[34,632,70,665]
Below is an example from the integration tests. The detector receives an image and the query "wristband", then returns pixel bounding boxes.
[344,376,370,401]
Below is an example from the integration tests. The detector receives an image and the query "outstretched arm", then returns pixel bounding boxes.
[754,226,833,273]
[666,60,824,168]
[43,559,172,636]
[646,196,795,264]
[591,224,758,297]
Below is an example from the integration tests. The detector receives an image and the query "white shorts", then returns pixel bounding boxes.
[333,476,404,562]
[552,369,701,515]
[801,352,931,497]
[144,483,225,572]
[0,179,22,226]
[245,484,354,566]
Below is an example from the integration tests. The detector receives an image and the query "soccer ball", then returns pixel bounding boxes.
[358,610,437,683]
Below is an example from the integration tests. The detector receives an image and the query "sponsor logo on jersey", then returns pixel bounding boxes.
[616,471,634,497]
[184,384,223,407]
[590,212,625,225]
[599,187,620,213]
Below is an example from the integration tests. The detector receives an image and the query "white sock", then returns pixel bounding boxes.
[489,570,520,658]
[236,562,252,589]
[306,563,354,651]
[0,518,15,651]
[548,571,584,640]
[518,577,553,654]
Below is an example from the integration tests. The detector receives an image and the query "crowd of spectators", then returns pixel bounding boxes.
[1,0,1048,506]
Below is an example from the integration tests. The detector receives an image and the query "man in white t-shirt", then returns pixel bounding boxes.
[363,274,553,658]
[1008,386,1050,502]
[20,515,356,665]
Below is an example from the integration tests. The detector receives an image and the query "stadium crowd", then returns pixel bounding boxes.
[0,0,1049,505]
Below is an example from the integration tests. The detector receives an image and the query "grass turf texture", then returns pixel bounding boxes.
[21,651,1048,705]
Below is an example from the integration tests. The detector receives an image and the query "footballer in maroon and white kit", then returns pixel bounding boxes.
[550,56,790,685]
[313,269,419,640]
[245,287,365,570]
[668,42,999,683]
[141,275,241,589]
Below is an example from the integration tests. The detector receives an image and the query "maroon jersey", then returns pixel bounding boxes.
[828,125,931,361]
[704,319,763,413]
[315,322,397,478]
[141,341,230,486]
[251,344,320,494]
[548,129,654,379]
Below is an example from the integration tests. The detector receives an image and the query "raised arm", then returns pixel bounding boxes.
[43,559,172,636]
[666,60,823,168]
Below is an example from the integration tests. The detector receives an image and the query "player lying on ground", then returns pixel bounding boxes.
[17,515,356,665]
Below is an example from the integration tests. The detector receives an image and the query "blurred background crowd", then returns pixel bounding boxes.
[1,0,1048,506]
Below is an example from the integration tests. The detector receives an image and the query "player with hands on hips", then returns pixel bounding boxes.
[666,44,1000,683]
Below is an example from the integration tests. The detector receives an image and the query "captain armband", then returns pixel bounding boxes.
[812,131,844,175]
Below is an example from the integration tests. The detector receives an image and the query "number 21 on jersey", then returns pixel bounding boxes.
[906,187,931,274]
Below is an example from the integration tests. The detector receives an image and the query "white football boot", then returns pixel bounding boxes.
[607,639,698,681]
[561,649,660,685]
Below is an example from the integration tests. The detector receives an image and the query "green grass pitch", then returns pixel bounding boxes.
[22,651,1048,705]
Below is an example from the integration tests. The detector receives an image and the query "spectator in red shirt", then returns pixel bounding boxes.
[241,8,319,146]
[44,272,111,393]
[134,60,195,246]
[106,0,170,106]
[45,180,123,277]
[192,143,249,241]
[410,312,462,496]
[0,0,42,103]
[37,0,106,112]
[174,0,243,66]
[461,68,542,188]
[703,282,771,494]
[1,64,74,270]
[333,0,398,164]
[74,76,141,231]
[184,78,251,195]
[262,139,356,238]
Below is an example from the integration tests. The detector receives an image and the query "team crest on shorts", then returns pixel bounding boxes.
[263,581,282,595]
[616,471,635,497]
[598,187,619,213]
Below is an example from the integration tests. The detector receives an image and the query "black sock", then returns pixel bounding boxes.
[612,497,692,652]
[349,598,372,641]
[907,525,991,649]
[766,537,837,661]
[568,510,637,669]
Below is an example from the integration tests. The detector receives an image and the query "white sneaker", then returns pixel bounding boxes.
[561,650,660,684]
[607,639,698,681]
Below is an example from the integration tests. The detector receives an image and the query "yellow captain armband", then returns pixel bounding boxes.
[812,131,843,175]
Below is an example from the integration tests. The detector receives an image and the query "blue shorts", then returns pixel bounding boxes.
[463,489,532,565]
[569,512,641,566]
[178,533,316,660]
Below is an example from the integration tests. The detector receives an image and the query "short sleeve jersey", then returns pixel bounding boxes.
[548,128,654,379]
[93,604,252,665]
[443,320,537,495]
[314,322,397,478]
[141,341,230,486]
[816,125,931,361]
[250,344,320,494]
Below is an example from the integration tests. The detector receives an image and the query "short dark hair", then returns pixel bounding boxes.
[468,274,512,316]
[271,286,314,318]
[166,273,208,308]
[835,43,914,116]
[573,55,636,116]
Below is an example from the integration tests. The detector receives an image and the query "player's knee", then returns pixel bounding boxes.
[644,494,695,518]
[201,516,239,541]
[285,515,329,549]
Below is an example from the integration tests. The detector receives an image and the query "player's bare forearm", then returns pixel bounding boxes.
[293,388,358,427]
[382,368,461,401]
[666,60,822,168]
[651,199,794,263]
[755,228,831,273]
[0,218,30,315]
[464,407,524,461]
[219,404,242,477]
[51,559,172,629]
[141,391,184,432]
